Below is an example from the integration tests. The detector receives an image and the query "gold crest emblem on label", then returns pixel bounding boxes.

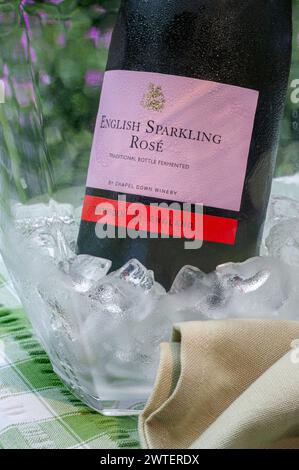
[141,83,165,112]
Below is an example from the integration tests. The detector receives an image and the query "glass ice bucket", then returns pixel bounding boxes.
[0,1,299,416]
[0,0,162,415]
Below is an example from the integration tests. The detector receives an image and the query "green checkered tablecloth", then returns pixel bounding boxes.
[0,280,140,449]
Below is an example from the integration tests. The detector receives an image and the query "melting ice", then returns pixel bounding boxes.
[2,174,299,405]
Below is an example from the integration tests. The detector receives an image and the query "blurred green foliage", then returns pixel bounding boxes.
[22,0,121,191]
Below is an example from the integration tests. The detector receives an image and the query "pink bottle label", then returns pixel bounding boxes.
[87,70,259,212]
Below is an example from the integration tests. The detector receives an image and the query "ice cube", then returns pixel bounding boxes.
[88,274,160,322]
[110,259,165,296]
[166,257,299,321]
[213,257,296,318]
[169,265,229,319]
[272,174,299,202]
[8,194,299,407]
[69,255,111,293]
[82,285,163,384]
[266,218,299,267]
[170,265,206,292]
[79,260,166,383]
[104,339,158,384]
[14,200,74,233]
[88,281,135,318]
[262,196,299,251]
[14,200,79,269]
[29,221,74,271]
[268,196,299,225]
[37,273,79,341]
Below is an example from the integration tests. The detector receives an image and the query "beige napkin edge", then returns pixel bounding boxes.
[190,349,299,449]
[139,319,299,449]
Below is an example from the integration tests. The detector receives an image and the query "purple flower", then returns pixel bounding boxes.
[85,70,104,87]
[3,64,9,77]
[87,27,101,48]
[40,72,51,86]
[57,33,66,47]
[13,78,36,107]
[20,31,36,63]
[39,12,49,24]
[20,31,28,51]
[20,0,32,39]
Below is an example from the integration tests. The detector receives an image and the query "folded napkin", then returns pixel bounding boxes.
[139,320,299,449]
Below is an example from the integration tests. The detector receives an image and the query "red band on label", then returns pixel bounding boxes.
[81,195,238,245]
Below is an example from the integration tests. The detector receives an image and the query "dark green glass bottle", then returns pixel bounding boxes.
[78,0,292,289]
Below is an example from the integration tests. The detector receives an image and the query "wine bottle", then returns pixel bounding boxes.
[77,0,292,289]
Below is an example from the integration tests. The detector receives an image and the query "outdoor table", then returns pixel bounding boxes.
[0,298,139,449]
